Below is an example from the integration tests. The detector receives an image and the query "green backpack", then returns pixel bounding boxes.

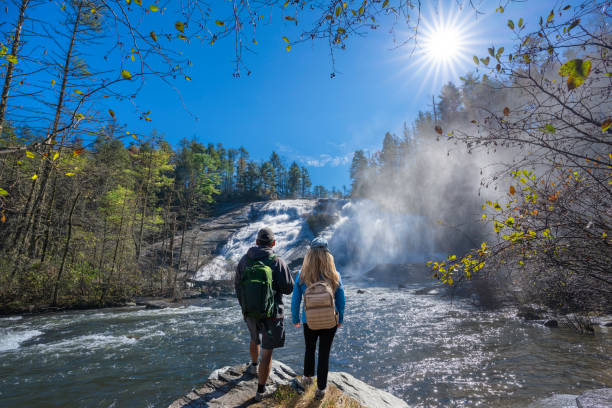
[240,254,276,318]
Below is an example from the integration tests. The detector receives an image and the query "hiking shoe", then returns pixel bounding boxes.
[314,388,326,400]
[247,363,258,376]
[301,376,313,389]
[254,391,265,402]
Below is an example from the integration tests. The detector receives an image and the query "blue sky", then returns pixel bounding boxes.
[6,0,559,190]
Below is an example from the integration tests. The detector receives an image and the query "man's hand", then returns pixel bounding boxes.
[294,322,301,328]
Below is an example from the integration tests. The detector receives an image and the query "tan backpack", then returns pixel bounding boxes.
[304,281,338,330]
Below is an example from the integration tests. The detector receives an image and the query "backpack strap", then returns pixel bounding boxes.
[246,253,276,268]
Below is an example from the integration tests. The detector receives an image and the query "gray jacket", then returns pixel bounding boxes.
[235,246,294,318]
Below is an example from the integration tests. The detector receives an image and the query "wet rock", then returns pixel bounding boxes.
[527,394,578,408]
[576,388,612,408]
[517,306,547,320]
[398,283,407,289]
[379,298,386,302]
[328,371,409,408]
[543,319,558,328]
[136,300,179,309]
[357,289,365,294]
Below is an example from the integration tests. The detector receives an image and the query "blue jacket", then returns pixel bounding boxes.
[291,270,346,325]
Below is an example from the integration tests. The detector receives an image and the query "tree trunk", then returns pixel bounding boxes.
[136,149,153,261]
[52,190,81,306]
[100,188,128,304]
[0,0,29,138]
[25,2,83,260]
[39,171,58,262]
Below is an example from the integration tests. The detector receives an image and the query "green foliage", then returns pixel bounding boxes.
[559,59,591,90]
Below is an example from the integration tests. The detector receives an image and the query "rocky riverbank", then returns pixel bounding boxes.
[168,360,408,408]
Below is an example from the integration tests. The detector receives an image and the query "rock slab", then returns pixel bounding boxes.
[576,388,612,408]
[168,360,409,408]
[328,371,409,408]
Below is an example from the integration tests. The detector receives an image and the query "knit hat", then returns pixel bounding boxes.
[256,227,275,245]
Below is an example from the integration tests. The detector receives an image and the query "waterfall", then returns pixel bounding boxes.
[194,198,440,281]
[194,200,316,281]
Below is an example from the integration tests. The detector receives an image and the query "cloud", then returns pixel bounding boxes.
[300,153,352,168]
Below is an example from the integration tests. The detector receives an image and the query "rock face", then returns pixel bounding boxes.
[327,371,409,408]
[167,360,409,408]
[576,388,612,408]
[528,388,612,408]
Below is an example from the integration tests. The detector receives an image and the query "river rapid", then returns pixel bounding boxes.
[1,200,611,407]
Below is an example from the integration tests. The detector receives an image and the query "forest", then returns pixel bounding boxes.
[0,125,332,311]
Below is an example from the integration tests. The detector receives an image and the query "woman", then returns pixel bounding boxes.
[291,237,345,400]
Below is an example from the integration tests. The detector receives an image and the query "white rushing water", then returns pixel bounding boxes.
[195,200,316,280]
[194,198,443,280]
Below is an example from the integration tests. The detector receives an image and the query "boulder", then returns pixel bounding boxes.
[328,371,409,408]
[543,319,559,328]
[168,360,298,408]
[168,361,409,408]
[527,394,578,408]
[576,388,612,408]
[517,306,547,320]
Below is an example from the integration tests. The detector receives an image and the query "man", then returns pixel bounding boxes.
[235,227,294,401]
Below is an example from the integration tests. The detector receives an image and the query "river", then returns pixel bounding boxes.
[1,283,611,407]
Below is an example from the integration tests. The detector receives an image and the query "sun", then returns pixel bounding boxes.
[391,1,483,95]
[424,25,464,63]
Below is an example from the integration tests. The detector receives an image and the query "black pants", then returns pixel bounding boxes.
[303,323,337,390]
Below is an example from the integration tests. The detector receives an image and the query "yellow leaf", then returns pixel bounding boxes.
[215,20,225,26]
[1,214,5,223]
[144,116,152,121]
[126,0,131,4]
[52,152,59,161]
[336,5,341,16]
[283,0,289,6]
[74,89,84,95]
[0,188,8,196]
[134,0,141,5]
[601,118,612,132]
[149,5,160,12]
[51,79,56,86]
[509,185,516,195]
[150,31,157,42]
[286,44,291,52]
[122,70,132,80]
[178,34,187,40]
[253,39,258,45]
[26,151,35,158]
[31,174,38,180]
[282,36,289,43]
[185,75,192,81]
[132,134,138,139]
[6,54,17,64]
[108,109,115,119]
[65,172,76,176]
[130,54,135,62]
[175,21,185,33]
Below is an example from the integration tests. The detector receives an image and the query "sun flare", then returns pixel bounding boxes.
[424,25,464,63]
[393,2,483,95]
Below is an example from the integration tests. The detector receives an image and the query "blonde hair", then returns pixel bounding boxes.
[300,247,340,291]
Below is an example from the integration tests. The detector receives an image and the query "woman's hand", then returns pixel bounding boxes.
[337,323,342,328]
[294,322,301,328]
